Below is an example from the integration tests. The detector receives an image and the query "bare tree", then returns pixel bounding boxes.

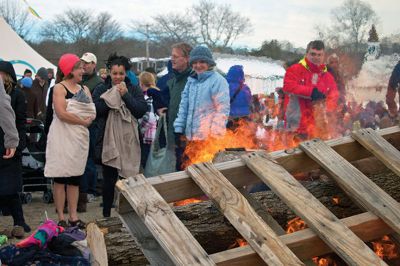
[331,0,378,52]
[90,12,123,44]
[41,9,122,44]
[191,0,252,49]
[132,14,197,47]
[0,0,33,39]
[132,0,252,50]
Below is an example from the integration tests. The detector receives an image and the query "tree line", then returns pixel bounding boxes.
[1,0,399,75]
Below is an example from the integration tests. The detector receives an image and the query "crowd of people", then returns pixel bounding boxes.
[1,40,400,236]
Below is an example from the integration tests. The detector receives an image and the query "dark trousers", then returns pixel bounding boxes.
[174,133,187,171]
[0,194,25,226]
[80,127,97,195]
[101,165,119,217]
[80,157,97,195]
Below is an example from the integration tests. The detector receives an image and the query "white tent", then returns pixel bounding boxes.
[0,17,56,78]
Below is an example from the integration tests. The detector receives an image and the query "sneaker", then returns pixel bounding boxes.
[11,226,24,239]
[87,194,97,202]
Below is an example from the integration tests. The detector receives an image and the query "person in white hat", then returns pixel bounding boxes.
[78,52,104,212]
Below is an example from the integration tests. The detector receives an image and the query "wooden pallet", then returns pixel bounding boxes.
[116,126,400,265]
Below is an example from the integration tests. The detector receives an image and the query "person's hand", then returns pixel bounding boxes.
[3,148,16,159]
[81,116,95,127]
[157,107,167,116]
[117,82,128,96]
[311,88,326,102]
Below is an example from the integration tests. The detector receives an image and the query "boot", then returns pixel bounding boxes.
[77,193,87,213]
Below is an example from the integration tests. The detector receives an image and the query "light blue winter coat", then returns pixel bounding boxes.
[173,70,230,140]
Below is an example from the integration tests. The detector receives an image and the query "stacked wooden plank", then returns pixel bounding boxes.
[116,126,400,265]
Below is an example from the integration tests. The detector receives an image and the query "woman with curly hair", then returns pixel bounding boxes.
[92,53,147,217]
[0,61,30,237]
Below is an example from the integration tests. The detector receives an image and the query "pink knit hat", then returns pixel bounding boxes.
[58,54,80,76]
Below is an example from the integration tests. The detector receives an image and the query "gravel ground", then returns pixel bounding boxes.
[0,191,116,245]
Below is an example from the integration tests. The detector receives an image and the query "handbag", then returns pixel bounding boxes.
[144,114,176,177]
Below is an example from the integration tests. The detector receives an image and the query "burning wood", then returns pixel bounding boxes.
[312,256,338,266]
[332,196,340,205]
[173,197,204,207]
[372,235,399,260]
[286,217,307,234]
[228,238,248,249]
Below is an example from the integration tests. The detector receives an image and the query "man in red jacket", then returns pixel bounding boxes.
[283,40,338,139]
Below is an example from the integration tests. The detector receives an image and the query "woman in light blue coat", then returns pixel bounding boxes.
[173,46,230,141]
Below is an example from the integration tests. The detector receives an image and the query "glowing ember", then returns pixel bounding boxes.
[228,238,248,249]
[332,196,340,205]
[173,197,203,207]
[286,217,307,234]
[372,235,399,260]
[312,256,338,266]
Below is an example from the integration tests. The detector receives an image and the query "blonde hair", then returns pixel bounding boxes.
[2,73,14,94]
[99,68,108,76]
[139,71,158,89]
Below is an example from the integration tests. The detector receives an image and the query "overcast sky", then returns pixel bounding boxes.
[31,0,399,48]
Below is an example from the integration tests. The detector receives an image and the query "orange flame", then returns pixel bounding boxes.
[372,235,399,260]
[332,196,340,205]
[286,217,307,234]
[179,98,345,169]
[182,119,258,168]
[173,197,203,207]
[312,256,338,266]
[228,238,248,249]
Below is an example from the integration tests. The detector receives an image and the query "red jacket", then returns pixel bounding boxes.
[283,58,338,136]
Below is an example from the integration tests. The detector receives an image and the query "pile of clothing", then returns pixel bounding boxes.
[0,219,90,266]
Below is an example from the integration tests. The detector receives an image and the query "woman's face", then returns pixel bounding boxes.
[192,60,209,75]
[110,65,126,85]
[0,71,6,81]
[70,62,84,83]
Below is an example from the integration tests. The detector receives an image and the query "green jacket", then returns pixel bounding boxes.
[166,67,193,144]
[82,72,104,92]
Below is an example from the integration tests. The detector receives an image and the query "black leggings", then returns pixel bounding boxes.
[0,194,26,226]
[101,165,119,217]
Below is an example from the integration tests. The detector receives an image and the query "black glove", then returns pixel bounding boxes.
[311,88,326,102]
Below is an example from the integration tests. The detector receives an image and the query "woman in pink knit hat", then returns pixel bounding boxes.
[45,53,95,228]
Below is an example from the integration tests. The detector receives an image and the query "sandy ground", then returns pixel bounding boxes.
[0,191,116,245]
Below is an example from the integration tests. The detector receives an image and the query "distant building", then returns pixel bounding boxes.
[130,57,169,73]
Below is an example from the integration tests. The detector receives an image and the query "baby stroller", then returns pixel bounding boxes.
[21,118,53,204]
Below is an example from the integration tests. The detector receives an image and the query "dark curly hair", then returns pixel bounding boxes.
[106,53,131,71]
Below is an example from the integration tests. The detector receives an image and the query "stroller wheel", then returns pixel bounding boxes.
[43,191,53,204]
[25,193,32,204]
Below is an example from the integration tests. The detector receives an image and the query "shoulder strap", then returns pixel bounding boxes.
[230,83,244,104]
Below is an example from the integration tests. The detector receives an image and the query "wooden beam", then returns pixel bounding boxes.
[116,175,215,266]
[117,195,174,266]
[210,212,393,265]
[352,128,400,176]
[86,223,108,266]
[300,139,400,235]
[188,162,304,266]
[148,126,400,203]
[241,152,385,266]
